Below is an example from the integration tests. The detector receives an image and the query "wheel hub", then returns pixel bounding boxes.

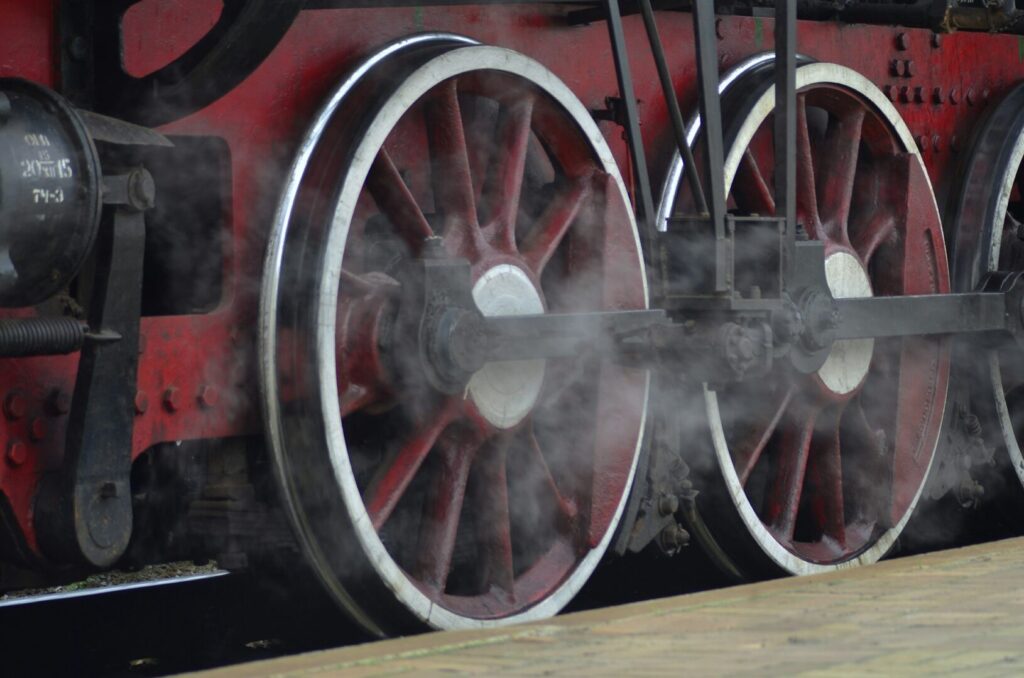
[817,251,874,396]
[467,264,546,429]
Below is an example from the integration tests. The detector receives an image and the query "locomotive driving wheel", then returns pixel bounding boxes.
[260,36,649,634]
[662,62,951,576]
[948,82,1024,490]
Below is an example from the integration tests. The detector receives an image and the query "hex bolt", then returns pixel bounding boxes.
[899,86,911,103]
[931,33,942,48]
[933,87,944,104]
[658,494,680,516]
[6,440,26,467]
[67,35,88,62]
[4,392,26,420]
[913,86,925,103]
[127,169,156,211]
[0,92,11,127]
[48,390,71,415]
[967,87,976,106]
[932,134,942,152]
[949,87,961,104]
[163,387,181,412]
[29,418,45,442]
[904,60,915,77]
[198,385,218,409]
[134,391,149,415]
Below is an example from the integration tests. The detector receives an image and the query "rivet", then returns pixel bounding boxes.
[198,385,218,409]
[916,135,928,151]
[884,84,897,102]
[967,87,976,105]
[29,418,45,442]
[899,86,911,104]
[715,18,724,39]
[914,86,925,103]
[6,440,26,467]
[896,32,910,50]
[931,33,943,48]
[890,59,904,77]
[949,87,961,104]
[933,86,944,104]
[904,60,916,77]
[932,134,942,152]
[951,135,960,152]
[983,88,991,101]
[163,387,180,412]
[4,393,26,420]
[48,390,71,415]
[134,391,149,415]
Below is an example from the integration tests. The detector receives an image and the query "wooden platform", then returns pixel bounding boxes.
[198,537,1024,676]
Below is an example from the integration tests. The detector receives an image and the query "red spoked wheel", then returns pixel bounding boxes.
[663,63,950,575]
[261,37,649,633]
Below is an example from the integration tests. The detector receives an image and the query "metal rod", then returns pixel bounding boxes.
[602,0,659,271]
[774,0,797,284]
[690,0,728,292]
[834,293,1008,340]
[637,0,708,215]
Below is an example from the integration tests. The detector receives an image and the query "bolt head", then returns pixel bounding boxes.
[198,385,218,409]
[48,391,71,415]
[29,418,45,442]
[163,387,180,412]
[6,440,26,466]
[4,393,26,420]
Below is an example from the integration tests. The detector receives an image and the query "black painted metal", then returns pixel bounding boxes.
[834,293,1008,340]
[774,0,797,284]
[68,0,304,126]
[637,0,707,215]
[602,0,659,276]
[690,0,729,293]
[36,175,149,568]
[0,79,102,307]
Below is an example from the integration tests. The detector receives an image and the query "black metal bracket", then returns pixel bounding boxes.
[36,169,151,568]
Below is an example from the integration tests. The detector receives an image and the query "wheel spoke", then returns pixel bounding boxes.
[734,386,795,487]
[852,210,896,265]
[816,107,865,246]
[806,406,846,547]
[481,97,535,253]
[364,399,459,530]
[525,424,580,530]
[733,148,776,215]
[473,433,515,594]
[764,402,820,540]
[796,95,822,237]
[426,79,484,258]
[520,176,590,275]
[367,149,434,250]
[415,432,480,590]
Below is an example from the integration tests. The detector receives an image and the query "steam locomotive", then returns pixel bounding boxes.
[1,0,1023,636]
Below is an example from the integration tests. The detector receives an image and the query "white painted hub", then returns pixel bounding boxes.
[467,264,546,429]
[818,251,874,395]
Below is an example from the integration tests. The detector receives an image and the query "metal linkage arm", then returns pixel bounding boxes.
[834,293,1009,340]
